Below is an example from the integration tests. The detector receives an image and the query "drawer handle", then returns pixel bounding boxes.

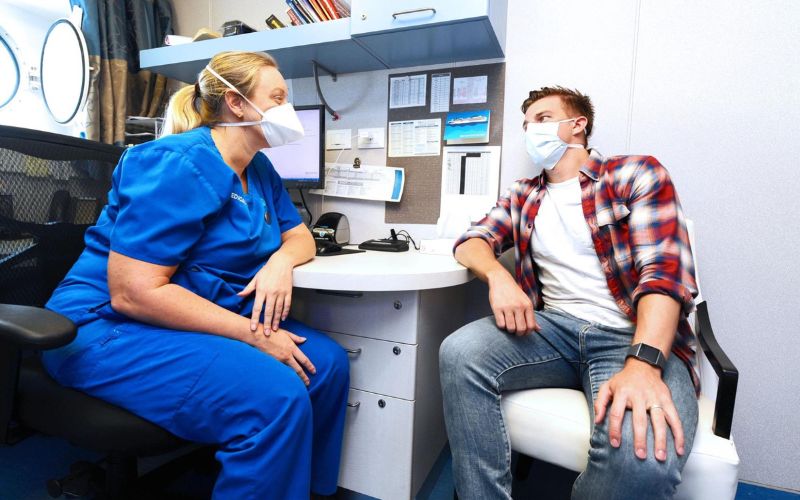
[347,401,361,408]
[392,7,437,19]
[345,347,362,355]
[315,290,363,298]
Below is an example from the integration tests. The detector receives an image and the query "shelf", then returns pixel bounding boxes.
[140,19,387,82]
[139,2,507,83]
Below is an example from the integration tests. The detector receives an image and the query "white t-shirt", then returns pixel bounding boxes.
[531,176,634,329]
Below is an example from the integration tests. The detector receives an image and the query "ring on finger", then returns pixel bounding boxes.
[648,404,664,412]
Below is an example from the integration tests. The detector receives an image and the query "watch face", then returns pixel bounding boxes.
[629,343,665,367]
[639,343,659,361]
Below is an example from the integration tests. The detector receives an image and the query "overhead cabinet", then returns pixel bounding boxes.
[350,0,506,68]
[139,1,506,82]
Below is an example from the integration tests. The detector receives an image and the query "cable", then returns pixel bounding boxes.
[297,188,313,225]
[312,60,340,121]
[395,229,420,250]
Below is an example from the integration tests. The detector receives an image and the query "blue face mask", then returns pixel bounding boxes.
[524,118,584,170]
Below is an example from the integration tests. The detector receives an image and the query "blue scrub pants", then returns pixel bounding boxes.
[42,316,350,499]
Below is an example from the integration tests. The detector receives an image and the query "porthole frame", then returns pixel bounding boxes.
[40,18,89,124]
[0,26,21,110]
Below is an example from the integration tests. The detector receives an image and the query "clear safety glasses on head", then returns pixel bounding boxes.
[204,65,304,148]
[524,118,585,170]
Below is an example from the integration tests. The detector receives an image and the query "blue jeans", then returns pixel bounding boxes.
[42,317,349,499]
[439,308,698,500]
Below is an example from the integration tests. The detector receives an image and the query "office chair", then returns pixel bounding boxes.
[500,220,740,499]
[0,125,196,498]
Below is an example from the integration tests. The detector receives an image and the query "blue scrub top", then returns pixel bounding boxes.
[46,126,302,325]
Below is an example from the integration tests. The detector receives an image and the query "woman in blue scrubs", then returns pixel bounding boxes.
[42,51,349,499]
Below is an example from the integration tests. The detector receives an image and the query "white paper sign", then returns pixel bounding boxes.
[430,73,451,113]
[453,75,488,104]
[310,163,405,202]
[388,119,441,157]
[389,74,427,108]
[325,129,352,150]
[440,146,501,221]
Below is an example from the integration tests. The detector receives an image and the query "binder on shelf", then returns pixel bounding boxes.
[332,0,350,17]
[297,0,319,22]
[286,0,313,24]
[286,7,303,25]
[320,0,340,19]
[307,0,330,21]
[265,14,286,29]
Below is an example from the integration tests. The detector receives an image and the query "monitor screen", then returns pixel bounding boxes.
[262,104,325,189]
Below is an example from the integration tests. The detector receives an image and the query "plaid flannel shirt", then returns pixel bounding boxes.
[455,153,700,392]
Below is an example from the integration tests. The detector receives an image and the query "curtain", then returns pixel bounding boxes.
[72,0,174,145]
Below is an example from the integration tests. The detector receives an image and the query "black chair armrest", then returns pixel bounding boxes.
[695,301,738,440]
[0,304,76,349]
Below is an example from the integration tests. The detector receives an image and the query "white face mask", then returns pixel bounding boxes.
[524,118,584,170]
[204,65,304,148]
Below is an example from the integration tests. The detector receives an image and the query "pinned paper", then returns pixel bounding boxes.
[326,129,352,150]
[430,73,451,113]
[310,163,404,202]
[388,119,441,157]
[440,146,501,221]
[389,74,427,108]
[453,75,488,104]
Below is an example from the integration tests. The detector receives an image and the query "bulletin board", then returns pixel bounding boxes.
[385,62,505,224]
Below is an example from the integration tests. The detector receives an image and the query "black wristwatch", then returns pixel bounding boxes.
[626,343,666,370]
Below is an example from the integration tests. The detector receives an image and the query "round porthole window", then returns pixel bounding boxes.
[0,29,20,109]
[40,18,89,123]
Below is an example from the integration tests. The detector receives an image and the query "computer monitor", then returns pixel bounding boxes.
[261,104,325,189]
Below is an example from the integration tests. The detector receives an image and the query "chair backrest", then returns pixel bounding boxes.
[0,125,123,307]
[685,219,721,403]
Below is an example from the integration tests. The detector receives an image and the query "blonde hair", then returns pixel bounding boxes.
[162,51,278,136]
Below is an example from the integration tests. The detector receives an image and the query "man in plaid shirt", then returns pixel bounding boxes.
[440,87,699,499]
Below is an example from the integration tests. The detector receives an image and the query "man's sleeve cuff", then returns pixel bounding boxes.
[633,279,697,315]
[453,228,505,256]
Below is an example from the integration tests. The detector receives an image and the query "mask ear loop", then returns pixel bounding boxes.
[204,65,266,117]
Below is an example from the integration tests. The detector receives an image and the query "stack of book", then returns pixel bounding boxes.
[267,0,350,28]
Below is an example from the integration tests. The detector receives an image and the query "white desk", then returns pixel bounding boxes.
[292,249,472,500]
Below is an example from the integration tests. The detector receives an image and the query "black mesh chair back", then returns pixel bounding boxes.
[0,125,120,307]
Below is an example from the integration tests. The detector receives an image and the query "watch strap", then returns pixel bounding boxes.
[626,343,666,369]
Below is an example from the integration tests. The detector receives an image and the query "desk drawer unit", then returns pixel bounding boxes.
[292,284,468,499]
[292,288,419,344]
[340,388,415,500]
[326,331,418,400]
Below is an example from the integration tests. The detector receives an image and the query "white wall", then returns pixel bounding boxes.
[170,0,800,491]
[503,0,800,491]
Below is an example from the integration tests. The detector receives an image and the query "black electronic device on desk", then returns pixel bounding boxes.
[311,212,363,257]
[358,229,410,252]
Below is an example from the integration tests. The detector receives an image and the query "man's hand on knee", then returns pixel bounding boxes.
[593,361,685,462]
